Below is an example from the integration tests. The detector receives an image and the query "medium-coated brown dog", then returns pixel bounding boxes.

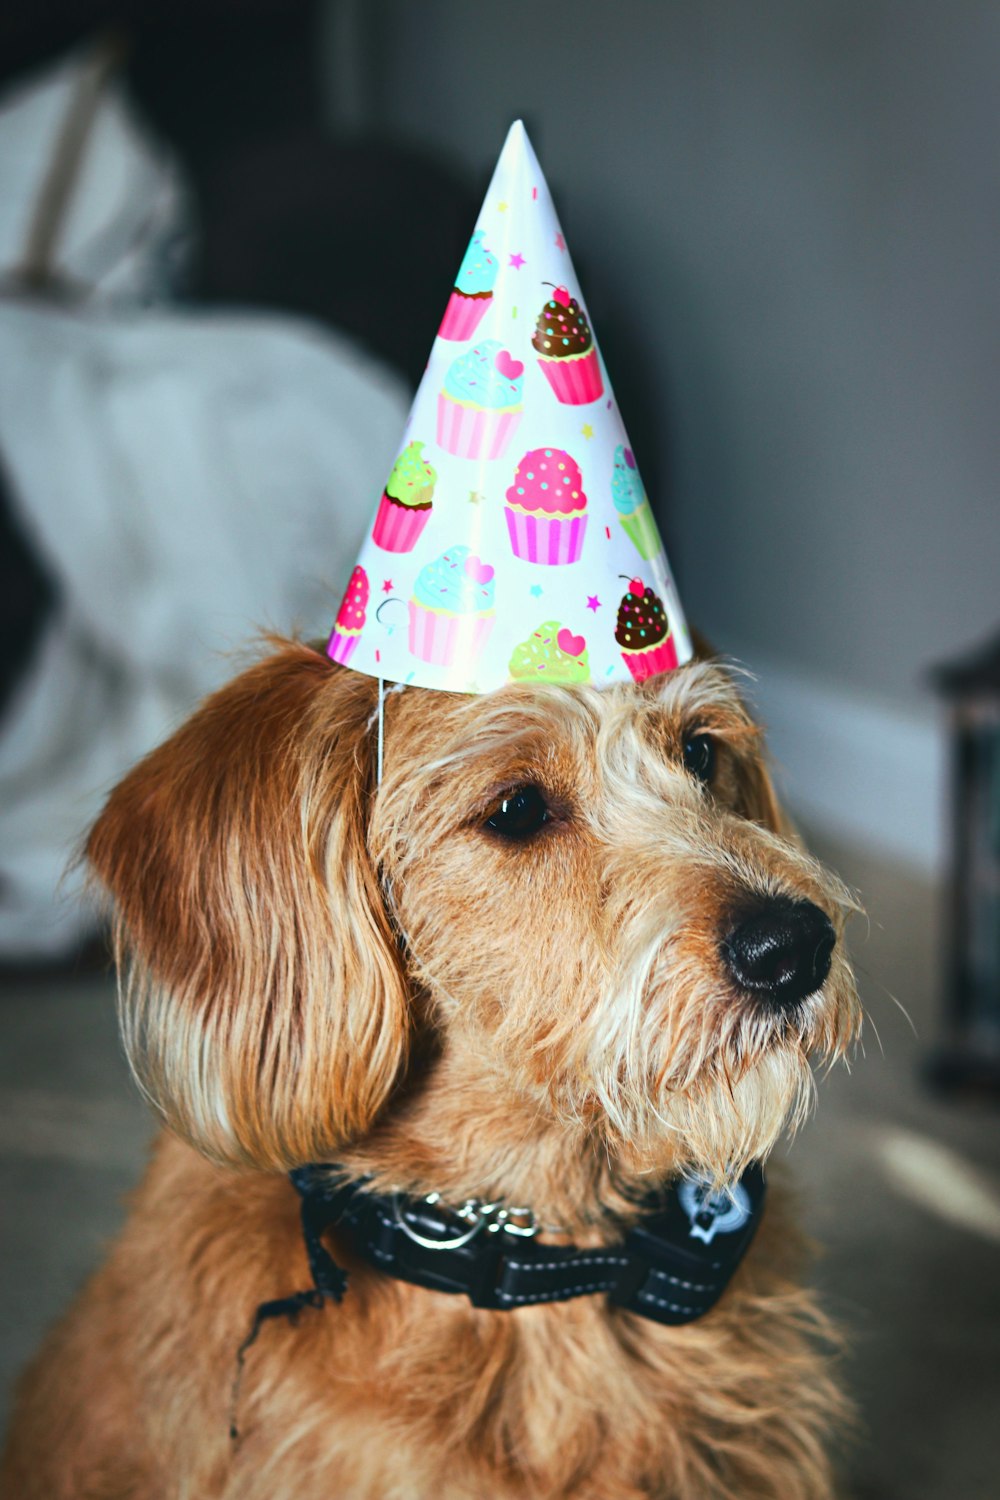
[2,641,861,1499]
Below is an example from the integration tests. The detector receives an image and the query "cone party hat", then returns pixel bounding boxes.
[328,120,692,693]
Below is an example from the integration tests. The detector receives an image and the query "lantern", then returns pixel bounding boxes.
[930,632,1000,1092]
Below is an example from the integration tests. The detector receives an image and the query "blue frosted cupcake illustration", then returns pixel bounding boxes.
[408,544,497,668]
[612,444,662,561]
[436,340,524,461]
[438,229,499,341]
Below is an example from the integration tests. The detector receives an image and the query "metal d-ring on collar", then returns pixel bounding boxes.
[392,1190,540,1250]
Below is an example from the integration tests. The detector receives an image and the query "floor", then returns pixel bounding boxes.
[0,830,998,1498]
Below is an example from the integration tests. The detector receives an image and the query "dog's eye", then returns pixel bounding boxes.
[485,785,551,841]
[683,733,716,784]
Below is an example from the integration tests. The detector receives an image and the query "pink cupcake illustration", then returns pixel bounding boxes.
[504,447,588,565]
[532,286,604,405]
[615,577,678,681]
[437,341,524,461]
[328,565,369,666]
[371,440,436,553]
[438,230,499,342]
[408,545,496,669]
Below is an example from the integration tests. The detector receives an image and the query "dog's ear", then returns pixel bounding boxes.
[687,643,789,838]
[87,643,408,1170]
[736,746,788,837]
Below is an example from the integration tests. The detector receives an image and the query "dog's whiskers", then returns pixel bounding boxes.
[852,961,918,1040]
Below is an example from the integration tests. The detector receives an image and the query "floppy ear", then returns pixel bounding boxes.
[87,642,408,1170]
[737,750,788,836]
[689,632,790,838]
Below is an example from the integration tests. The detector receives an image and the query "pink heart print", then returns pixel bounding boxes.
[465,556,495,584]
[557,628,586,658]
[494,350,525,381]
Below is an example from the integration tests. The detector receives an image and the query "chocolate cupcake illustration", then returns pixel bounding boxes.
[616,577,678,681]
[371,441,437,553]
[327,565,369,666]
[532,285,604,405]
[508,621,590,684]
[612,444,662,561]
[438,229,499,342]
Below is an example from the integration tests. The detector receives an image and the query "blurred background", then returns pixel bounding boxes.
[1,3,998,1496]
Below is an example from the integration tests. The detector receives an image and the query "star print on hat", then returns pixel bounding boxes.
[327,120,692,693]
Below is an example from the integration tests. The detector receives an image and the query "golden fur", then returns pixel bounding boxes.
[2,642,861,1498]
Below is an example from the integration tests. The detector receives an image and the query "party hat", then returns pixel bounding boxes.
[327,120,692,694]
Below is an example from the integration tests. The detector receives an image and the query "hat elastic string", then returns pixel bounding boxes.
[377,676,385,788]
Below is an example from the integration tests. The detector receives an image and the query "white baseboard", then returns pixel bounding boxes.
[730,653,948,877]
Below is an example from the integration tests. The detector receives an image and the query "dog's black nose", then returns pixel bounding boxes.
[721,898,836,1008]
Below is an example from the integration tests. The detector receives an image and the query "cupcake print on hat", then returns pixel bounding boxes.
[437,341,524,460]
[372,441,436,553]
[532,286,604,405]
[509,622,590,685]
[612,445,662,561]
[328,565,368,666]
[409,545,496,668]
[505,448,588,565]
[616,578,678,682]
[438,230,498,342]
[325,120,693,695]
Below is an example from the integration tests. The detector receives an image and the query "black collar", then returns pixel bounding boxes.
[286,1162,766,1325]
[229,1164,765,1439]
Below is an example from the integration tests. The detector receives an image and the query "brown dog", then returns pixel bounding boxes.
[2,642,861,1499]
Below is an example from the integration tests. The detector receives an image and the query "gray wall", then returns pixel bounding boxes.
[349,0,999,713]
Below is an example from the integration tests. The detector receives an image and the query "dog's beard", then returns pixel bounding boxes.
[534,824,864,1190]
[571,928,860,1188]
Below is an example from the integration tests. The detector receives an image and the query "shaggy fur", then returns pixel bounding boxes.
[1,642,861,1499]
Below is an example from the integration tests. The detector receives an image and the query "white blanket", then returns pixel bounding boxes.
[0,301,408,957]
[0,48,410,957]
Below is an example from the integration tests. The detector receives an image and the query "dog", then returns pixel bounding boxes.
[2,640,861,1499]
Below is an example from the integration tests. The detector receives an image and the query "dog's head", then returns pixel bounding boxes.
[88,642,860,1215]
